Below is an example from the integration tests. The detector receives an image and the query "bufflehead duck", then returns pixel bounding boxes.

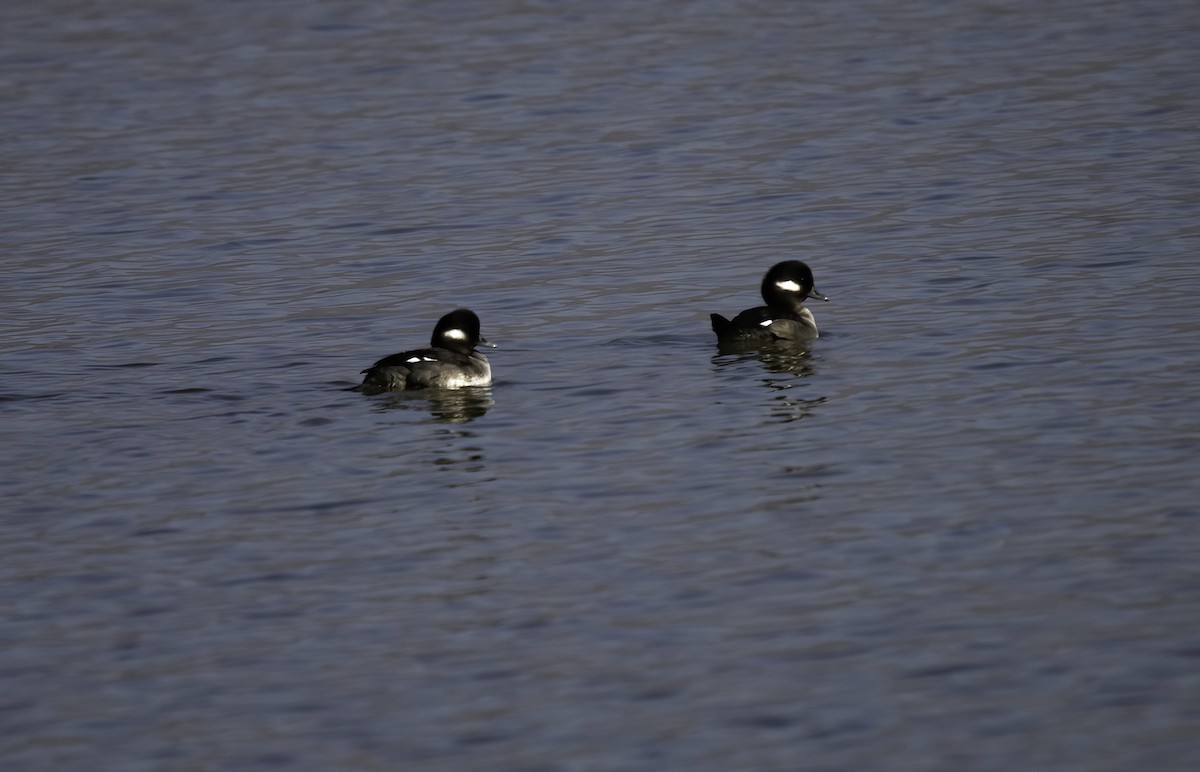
[356,309,495,394]
[710,261,829,344]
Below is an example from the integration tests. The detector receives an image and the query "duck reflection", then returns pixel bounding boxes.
[369,385,494,424]
[427,426,489,478]
[712,342,825,423]
[714,339,816,378]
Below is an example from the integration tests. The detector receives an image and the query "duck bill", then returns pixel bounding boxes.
[807,289,830,302]
[479,337,498,348]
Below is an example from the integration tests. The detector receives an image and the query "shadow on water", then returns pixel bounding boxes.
[362,386,494,424]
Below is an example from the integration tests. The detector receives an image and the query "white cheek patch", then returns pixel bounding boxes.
[759,319,774,327]
[442,328,468,341]
[775,280,801,292]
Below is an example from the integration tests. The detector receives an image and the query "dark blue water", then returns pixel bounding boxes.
[3,0,1199,768]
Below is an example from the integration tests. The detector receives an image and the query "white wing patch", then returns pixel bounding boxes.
[406,356,422,363]
[774,279,801,292]
[442,328,468,341]
[759,319,774,327]
[406,356,438,363]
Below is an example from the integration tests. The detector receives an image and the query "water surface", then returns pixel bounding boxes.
[3,0,1199,768]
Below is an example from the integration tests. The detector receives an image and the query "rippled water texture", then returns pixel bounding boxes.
[3,0,1199,768]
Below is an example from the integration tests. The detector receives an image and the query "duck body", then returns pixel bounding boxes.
[710,260,828,344]
[357,309,494,394]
